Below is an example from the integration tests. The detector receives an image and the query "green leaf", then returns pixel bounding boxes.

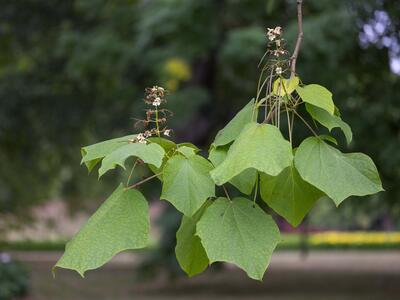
[178,142,200,153]
[295,137,383,206]
[319,134,338,145]
[260,164,324,227]
[212,99,255,147]
[296,84,335,115]
[209,146,256,195]
[147,137,177,179]
[196,197,280,280]
[81,135,136,172]
[98,142,165,178]
[210,123,293,186]
[272,76,299,96]
[148,137,177,154]
[175,200,211,277]
[177,145,197,157]
[54,184,149,276]
[306,103,353,144]
[161,154,215,216]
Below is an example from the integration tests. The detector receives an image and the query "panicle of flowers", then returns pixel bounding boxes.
[264,26,289,77]
[131,85,173,144]
[266,26,288,58]
[144,85,166,106]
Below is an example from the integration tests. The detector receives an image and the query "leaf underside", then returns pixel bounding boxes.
[98,142,165,178]
[81,135,136,172]
[306,103,352,144]
[296,84,335,115]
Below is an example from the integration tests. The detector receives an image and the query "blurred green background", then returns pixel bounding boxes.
[0,0,399,299]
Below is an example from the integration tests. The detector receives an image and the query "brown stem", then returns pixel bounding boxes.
[290,0,304,77]
[292,109,319,138]
[125,172,162,190]
[222,185,231,201]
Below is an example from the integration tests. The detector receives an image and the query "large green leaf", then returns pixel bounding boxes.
[81,135,136,172]
[296,84,335,115]
[54,184,149,276]
[196,197,280,281]
[295,137,383,206]
[209,146,256,195]
[212,99,255,147]
[147,137,177,179]
[177,145,197,157]
[161,154,215,216]
[272,76,299,96]
[306,103,353,144]
[175,201,211,277]
[210,122,292,186]
[260,164,324,227]
[148,137,177,154]
[98,142,165,178]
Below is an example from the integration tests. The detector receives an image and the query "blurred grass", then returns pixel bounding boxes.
[2,232,400,251]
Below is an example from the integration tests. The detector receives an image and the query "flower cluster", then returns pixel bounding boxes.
[144,85,166,107]
[131,85,173,144]
[266,26,282,41]
[265,26,289,76]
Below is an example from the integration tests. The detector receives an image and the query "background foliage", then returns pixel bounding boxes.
[0,0,399,232]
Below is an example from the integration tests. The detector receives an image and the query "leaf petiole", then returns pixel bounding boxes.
[125,172,162,190]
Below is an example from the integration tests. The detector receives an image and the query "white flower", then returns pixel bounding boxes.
[152,97,161,107]
[163,129,171,137]
[273,26,282,35]
[275,39,281,47]
[267,26,283,42]
[136,133,147,144]
[273,49,285,57]
[276,67,283,75]
[267,28,276,41]
[143,130,152,138]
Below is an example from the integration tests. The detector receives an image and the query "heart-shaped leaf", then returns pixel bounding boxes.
[196,197,280,281]
[260,164,324,227]
[295,137,383,206]
[54,184,149,277]
[210,122,293,186]
[161,154,215,216]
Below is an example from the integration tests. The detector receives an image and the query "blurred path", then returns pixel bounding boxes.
[12,250,400,300]
[12,250,400,273]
